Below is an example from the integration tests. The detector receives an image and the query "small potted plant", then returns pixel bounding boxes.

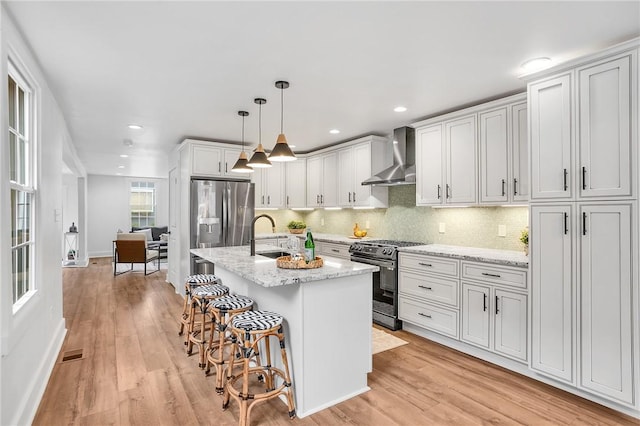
[520,227,529,256]
[287,220,306,234]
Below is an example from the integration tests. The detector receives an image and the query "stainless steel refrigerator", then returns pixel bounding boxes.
[190,179,254,274]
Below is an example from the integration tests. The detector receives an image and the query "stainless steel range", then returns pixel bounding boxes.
[349,240,422,330]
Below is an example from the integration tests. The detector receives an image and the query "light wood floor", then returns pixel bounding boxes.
[34,258,639,425]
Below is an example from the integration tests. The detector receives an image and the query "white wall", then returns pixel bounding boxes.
[87,174,168,257]
[0,8,68,425]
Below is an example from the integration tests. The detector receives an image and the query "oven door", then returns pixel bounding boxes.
[351,255,399,329]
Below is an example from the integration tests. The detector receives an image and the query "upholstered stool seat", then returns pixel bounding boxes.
[223,310,296,426]
[178,274,222,339]
[187,283,230,367]
[205,295,255,393]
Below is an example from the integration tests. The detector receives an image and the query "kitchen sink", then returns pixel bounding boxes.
[258,251,288,259]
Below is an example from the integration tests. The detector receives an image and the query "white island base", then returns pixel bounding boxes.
[214,263,373,418]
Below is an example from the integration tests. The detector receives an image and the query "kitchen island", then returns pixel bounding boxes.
[190,245,378,418]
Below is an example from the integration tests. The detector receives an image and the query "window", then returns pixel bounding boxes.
[9,64,35,305]
[130,181,156,227]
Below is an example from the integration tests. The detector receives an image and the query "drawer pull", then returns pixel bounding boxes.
[331,249,340,253]
[418,285,433,291]
[418,262,433,267]
[418,312,432,319]
[481,272,501,278]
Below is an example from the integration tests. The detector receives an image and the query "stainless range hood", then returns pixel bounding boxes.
[361,126,415,186]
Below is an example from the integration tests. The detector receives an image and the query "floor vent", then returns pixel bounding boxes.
[61,349,83,362]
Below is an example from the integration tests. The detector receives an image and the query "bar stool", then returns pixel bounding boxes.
[187,283,229,367]
[222,310,296,426]
[178,274,222,342]
[204,295,255,393]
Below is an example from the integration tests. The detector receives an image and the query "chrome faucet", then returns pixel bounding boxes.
[250,214,276,256]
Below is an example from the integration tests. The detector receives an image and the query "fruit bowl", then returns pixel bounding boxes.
[354,230,367,238]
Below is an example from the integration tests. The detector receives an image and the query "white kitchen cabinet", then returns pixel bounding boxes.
[479,107,509,203]
[579,203,633,404]
[529,73,573,200]
[530,204,574,384]
[336,139,388,208]
[285,158,306,209]
[306,152,338,207]
[461,283,490,349]
[254,162,285,209]
[493,289,527,361]
[511,101,529,202]
[317,241,350,259]
[445,114,477,204]
[190,142,248,179]
[578,55,632,199]
[416,124,444,205]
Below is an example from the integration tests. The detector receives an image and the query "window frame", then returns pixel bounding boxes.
[8,59,37,311]
[129,180,157,228]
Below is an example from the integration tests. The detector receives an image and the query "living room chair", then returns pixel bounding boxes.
[113,233,160,276]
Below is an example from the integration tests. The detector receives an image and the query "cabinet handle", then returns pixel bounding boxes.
[563,169,568,191]
[483,293,487,312]
[418,312,432,319]
[446,184,451,199]
[353,192,356,203]
[418,262,433,268]
[437,185,441,199]
[225,162,228,173]
[582,212,587,235]
[321,194,324,204]
[418,285,433,291]
[261,195,264,205]
[348,192,351,203]
[582,166,587,190]
[287,196,289,207]
[219,162,222,173]
[267,195,270,205]
[513,178,518,196]
[564,212,568,235]
[331,249,340,253]
[316,195,320,204]
[495,295,499,315]
[501,179,506,196]
[481,272,501,278]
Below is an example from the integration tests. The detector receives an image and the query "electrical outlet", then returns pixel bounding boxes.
[498,224,507,237]
[439,223,446,234]
[320,217,325,226]
[365,220,370,229]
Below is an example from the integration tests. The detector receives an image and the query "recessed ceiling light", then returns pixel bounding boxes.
[394,106,407,113]
[329,129,340,134]
[118,165,125,169]
[119,154,129,158]
[128,124,143,130]
[288,145,296,148]
[521,57,552,72]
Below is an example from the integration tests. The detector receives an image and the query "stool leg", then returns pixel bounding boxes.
[178,285,190,336]
[186,298,197,354]
[278,326,296,418]
[222,330,240,410]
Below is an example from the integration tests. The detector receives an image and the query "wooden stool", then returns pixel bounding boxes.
[178,274,221,343]
[187,283,229,368]
[205,295,255,393]
[222,311,296,426]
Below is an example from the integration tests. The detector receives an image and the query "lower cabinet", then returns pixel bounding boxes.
[399,296,459,339]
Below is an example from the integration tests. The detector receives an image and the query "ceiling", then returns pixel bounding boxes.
[5,1,640,178]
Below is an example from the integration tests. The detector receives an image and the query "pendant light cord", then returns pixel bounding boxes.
[259,102,262,145]
[280,86,284,133]
[241,115,245,152]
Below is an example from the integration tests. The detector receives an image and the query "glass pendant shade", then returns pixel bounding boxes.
[269,133,297,161]
[248,98,272,168]
[268,80,296,162]
[231,150,254,173]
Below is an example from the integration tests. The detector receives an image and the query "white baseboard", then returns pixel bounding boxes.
[11,318,66,426]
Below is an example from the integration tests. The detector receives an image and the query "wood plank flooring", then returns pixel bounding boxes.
[34,258,639,425]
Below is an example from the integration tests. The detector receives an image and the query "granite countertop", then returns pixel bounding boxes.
[190,244,378,288]
[399,244,528,268]
[255,232,368,245]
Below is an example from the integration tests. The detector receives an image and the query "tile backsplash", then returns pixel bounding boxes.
[256,186,529,251]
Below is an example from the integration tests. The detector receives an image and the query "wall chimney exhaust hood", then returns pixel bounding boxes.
[361,126,415,186]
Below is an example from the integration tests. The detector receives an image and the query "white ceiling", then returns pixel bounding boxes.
[5,1,640,178]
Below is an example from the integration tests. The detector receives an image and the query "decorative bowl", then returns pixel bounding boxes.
[289,228,305,234]
[276,255,323,269]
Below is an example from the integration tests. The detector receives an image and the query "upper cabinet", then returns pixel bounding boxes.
[253,162,285,209]
[306,151,338,207]
[189,141,249,179]
[414,93,526,206]
[285,158,306,209]
[337,138,389,208]
[529,52,635,201]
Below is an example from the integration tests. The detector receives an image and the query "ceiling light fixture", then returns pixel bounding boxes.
[521,57,552,72]
[118,165,125,169]
[127,124,143,130]
[119,154,129,158]
[247,98,272,168]
[330,129,340,134]
[394,106,407,112]
[268,80,296,162]
[231,110,254,173]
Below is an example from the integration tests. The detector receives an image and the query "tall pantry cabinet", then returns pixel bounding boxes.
[528,40,638,410]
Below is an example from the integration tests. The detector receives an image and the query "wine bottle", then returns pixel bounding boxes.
[304,228,315,262]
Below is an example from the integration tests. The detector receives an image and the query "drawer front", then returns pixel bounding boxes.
[399,297,459,339]
[399,271,459,307]
[399,253,459,277]
[462,262,527,289]
[321,242,350,259]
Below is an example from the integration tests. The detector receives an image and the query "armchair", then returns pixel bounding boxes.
[113,233,160,276]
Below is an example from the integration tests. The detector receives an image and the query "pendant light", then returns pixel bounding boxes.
[269,80,296,162]
[247,98,272,168]
[231,110,254,173]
